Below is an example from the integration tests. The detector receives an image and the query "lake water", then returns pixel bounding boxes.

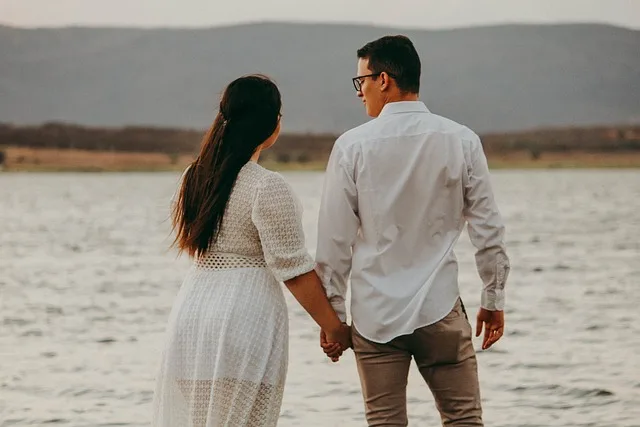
[1,170,639,426]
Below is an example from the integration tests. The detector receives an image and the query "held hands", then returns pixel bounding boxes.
[476,308,505,350]
[320,323,352,362]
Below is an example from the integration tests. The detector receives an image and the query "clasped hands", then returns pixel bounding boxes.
[320,323,352,362]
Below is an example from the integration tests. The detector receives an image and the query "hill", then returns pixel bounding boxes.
[1,22,639,133]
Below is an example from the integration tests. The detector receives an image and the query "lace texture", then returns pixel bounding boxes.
[174,379,283,427]
[195,253,267,270]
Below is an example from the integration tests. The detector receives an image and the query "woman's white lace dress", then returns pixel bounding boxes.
[152,162,315,426]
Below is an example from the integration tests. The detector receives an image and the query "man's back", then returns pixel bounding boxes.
[316,101,508,343]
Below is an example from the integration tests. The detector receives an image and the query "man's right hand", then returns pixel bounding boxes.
[476,308,504,350]
[321,323,352,362]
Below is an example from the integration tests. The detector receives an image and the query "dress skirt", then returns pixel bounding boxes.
[151,264,289,427]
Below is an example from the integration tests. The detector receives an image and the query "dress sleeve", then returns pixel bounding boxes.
[251,172,315,282]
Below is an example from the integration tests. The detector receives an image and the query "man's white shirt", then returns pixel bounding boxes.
[315,101,510,343]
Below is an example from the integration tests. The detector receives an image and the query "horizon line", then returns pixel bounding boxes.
[1,18,638,32]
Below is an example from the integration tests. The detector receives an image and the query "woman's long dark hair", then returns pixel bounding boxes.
[172,75,282,258]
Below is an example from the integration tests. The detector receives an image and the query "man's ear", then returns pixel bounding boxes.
[379,72,391,92]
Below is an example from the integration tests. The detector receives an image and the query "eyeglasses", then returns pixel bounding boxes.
[351,72,396,92]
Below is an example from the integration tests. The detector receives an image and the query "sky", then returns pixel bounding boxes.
[1,0,640,30]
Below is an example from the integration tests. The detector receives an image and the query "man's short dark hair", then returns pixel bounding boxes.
[357,35,421,94]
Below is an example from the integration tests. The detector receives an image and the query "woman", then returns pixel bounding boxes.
[152,75,350,426]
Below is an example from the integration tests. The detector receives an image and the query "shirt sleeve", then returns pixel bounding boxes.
[315,143,360,322]
[463,135,511,311]
[252,172,316,282]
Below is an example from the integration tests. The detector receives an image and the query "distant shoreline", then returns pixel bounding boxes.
[2,123,639,172]
[1,146,640,172]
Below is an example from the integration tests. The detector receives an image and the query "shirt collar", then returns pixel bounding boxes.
[378,101,430,117]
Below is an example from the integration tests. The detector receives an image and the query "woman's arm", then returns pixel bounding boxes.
[285,270,351,354]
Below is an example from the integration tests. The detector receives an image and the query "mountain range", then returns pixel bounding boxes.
[1,22,639,134]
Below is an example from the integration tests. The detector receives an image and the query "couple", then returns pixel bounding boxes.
[152,35,510,427]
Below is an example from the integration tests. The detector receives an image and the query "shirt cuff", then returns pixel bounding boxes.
[314,264,348,322]
[481,288,505,311]
[329,296,347,323]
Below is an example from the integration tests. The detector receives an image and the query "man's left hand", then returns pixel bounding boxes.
[476,308,505,350]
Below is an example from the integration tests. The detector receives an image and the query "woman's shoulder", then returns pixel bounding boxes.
[245,162,290,192]
[243,163,300,211]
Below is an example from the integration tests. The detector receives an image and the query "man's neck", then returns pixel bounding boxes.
[384,92,419,104]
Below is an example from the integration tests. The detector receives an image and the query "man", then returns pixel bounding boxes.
[315,35,510,426]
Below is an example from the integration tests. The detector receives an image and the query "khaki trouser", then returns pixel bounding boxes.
[352,298,483,426]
